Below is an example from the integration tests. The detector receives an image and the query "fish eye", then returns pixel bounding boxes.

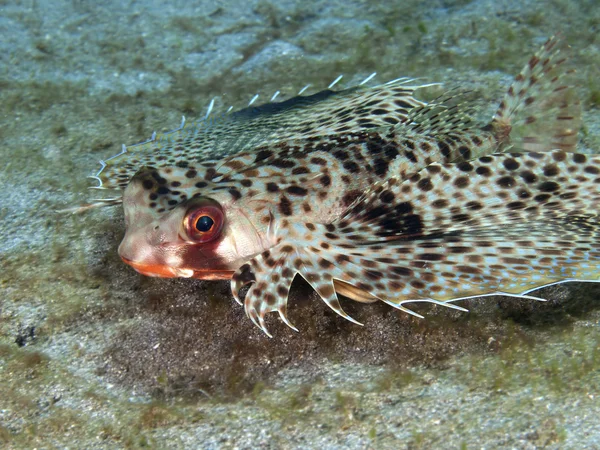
[195,215,214,232]
[182,199,224,243]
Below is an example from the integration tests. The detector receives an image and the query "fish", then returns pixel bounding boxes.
[88,36,600,336]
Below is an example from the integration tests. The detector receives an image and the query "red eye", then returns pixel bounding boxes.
[182,199,224,243]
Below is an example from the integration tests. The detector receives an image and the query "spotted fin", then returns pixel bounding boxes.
[492,35,581,152]
[405,88,478,136]
[94,79,430,190]
[233,151,600,335]
[401,36,581,157]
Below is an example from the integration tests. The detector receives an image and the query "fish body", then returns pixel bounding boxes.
[92,37,599,335]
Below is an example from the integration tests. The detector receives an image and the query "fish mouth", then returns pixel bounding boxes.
[121,256,179,278]
[121,256,234,280]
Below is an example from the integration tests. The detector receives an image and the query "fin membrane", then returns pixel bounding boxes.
[96,80,429,190]
[492,35,581,152]
[233,151,600,335]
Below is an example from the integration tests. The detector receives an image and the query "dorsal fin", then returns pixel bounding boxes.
[492,35,581,152]
[94,79,431,190]
[404,88,478,136]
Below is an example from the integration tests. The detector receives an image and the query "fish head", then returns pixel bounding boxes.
[118,167,270,280]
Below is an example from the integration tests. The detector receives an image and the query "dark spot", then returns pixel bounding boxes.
[404,151,418,163]
[585,166,600,175]
[573,154,587,164]
[333,150,349,161]
[374,158,390,176]
[255,149,273,162]
[506,201,526,210]
[185,169,198,178]
[195,181,208,188]
[241,179,252,187]
[534,193,551,202]
[538,181,560,192]
[420,141,432,152]
[319,258,333,269]
[286,186,308,196]
[384,145,399,160]
[520,170,537,184]
[157,186,170,195]
[420,253,444,261]
[557,191,575,200]
[277,285,288,297]
[151,172,167,184]
[456,162,473,172]
[503,158,520,171]
[454,176,469,188]
[266,182,279,192]
[543,164,559,177]
[320,174,331,186]
[404,214,424,234]
[431,199,448,208]
[365,270,384,281]
[142,179,154,190]
[311,157,327,166]
[379,190,395,203]
[426,165,441,174]
[394,202,413,214]
[457,265,482,274]
[458,146,471,160]
[319,284,334,298]
[410,280,425,289]
[335,254,350,265]
[343,161,360,173]
[205,168,217,180]
[449,246,471,254]
[451,213,471,223]
[417,178,433,191]
[279,196,293,216]
[476,166,491,176]
[342,190,362,207]
[497,176,515,188]
[292,166,310,175]
[229,189,242,200]
[392,266,413,277]
[438,141,451,159]
[367,139,384,155]
[394,99,413,109]
[272,159,295,169]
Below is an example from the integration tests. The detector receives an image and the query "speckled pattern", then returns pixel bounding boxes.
[92,36,600,335]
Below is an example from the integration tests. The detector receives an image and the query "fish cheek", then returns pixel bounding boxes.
[175,238,240,278]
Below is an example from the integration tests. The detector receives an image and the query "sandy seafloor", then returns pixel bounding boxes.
[1,0,600,448]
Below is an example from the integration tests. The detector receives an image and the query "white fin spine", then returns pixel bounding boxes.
[328,75,343,89]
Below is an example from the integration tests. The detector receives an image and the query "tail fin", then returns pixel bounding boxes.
[492,36,581,152]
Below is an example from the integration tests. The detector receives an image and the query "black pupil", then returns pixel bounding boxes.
[195,215,214,232]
